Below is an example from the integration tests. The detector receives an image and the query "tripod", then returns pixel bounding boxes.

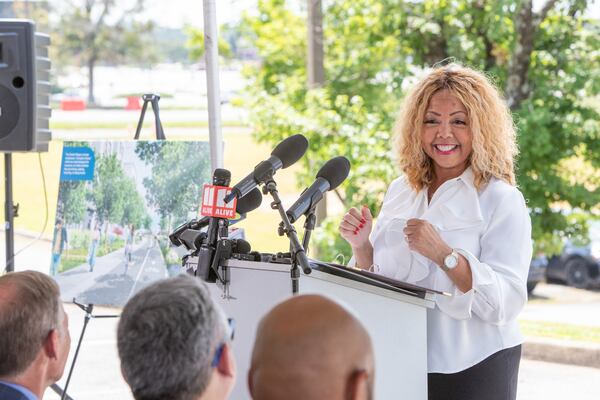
[50,299,119,400]
[133,94,166,140]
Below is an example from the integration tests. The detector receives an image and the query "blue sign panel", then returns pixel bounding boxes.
[60,146,95,181]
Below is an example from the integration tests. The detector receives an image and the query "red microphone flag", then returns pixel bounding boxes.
[200,184,238,219]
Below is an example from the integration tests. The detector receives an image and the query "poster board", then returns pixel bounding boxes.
[51,140,211,307]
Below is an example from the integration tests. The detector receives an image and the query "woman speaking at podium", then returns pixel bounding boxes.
[339,64,531,400]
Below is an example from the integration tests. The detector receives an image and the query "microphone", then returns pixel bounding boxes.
[177,232,254,254]
[178,230,207,252]
[235,187,263,215]
[224,134,308,203]
[286,156,351,224]
[212,168,231,186]
[233,238,251,254]
[168,187,262,247]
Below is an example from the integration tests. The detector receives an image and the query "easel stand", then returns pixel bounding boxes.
[134,94,166,140]
[51,300,119,400]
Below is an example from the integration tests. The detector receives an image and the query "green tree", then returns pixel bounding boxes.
[120,178,148,228]
[91,153,149,249]
[185,26,233,61]
[52,0,155,105]
[242,0,600,260]
[58,181,88,224]
[135,142,211,232]
[91,154,128,228]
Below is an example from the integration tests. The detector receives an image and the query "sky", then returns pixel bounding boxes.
[144,0,256,28]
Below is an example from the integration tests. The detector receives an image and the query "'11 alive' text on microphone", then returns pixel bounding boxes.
[169,187,263,249]
[201,183,237,219]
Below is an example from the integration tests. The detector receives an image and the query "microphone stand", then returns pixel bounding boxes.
[263,178,311,295]
[209,220,234,299]
[301,206,317,257]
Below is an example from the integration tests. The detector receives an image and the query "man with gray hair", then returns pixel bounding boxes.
[0,271,71,400]
[117,274,236,400]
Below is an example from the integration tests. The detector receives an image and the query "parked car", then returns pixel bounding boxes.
[527,254,547,294]
[545,221,600,289]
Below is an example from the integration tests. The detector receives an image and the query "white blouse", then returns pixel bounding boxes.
[366,167,532,373]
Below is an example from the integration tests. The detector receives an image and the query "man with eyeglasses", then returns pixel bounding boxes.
[117,275,236,400]
[248,294,375,400]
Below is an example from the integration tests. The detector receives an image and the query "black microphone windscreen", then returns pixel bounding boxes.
[236,187,262,214]
[213,168,231,186]
[234,239,252,254]
[316,156,351,190]
[271,134,308,168]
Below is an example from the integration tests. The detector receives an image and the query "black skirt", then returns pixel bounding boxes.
[428,345,522,400]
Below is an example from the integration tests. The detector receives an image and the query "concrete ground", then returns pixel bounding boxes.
[3,233,600,399]
[522,282,600,327]
[517,359,600,400]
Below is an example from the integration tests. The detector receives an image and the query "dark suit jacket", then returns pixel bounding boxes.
[0,382,33,400]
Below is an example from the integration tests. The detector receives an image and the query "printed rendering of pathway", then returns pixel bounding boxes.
[54,237,168,307]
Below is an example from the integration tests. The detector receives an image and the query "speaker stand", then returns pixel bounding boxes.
[4,153,17,272]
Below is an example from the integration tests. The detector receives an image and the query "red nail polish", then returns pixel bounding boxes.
[361,218,366,224]
[354,229,358,235]
[359,223,364,228]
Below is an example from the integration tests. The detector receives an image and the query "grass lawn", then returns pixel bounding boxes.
[519,320,600,344]
[60,247,88,273]
[0,130,302,253]
[50,120,247,130]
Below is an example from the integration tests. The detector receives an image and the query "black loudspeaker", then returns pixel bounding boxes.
[0,19,51,152]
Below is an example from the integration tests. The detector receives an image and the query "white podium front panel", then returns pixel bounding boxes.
[301,269,431,400]
[209,262,291,400]
[211,260,434,400]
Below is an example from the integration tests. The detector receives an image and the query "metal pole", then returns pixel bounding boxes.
[203,0,224,171]
[307,0,325,89]
[4,153,15,272]
[307,0,327,231]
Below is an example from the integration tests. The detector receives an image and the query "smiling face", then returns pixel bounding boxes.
[421,89,473,183]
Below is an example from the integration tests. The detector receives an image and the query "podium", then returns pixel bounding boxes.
[209,259,439,400]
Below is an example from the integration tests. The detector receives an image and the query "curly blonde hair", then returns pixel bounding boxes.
[394,64,518,190]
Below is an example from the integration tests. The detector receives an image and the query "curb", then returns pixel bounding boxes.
[523,337,600,369]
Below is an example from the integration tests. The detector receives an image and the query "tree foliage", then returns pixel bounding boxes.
[242,0,600,259]
[185,26,233,61]
[52,0,156,104]
[90,153,148,230]
[58,181,88,224]
[135,142,211,231]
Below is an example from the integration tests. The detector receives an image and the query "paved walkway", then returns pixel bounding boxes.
[517,359,600,400]
[521,283,600,327]
[54,238,168,307]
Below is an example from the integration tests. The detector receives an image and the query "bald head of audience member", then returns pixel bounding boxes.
[249,295,374,400]
[0,271,71,400]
